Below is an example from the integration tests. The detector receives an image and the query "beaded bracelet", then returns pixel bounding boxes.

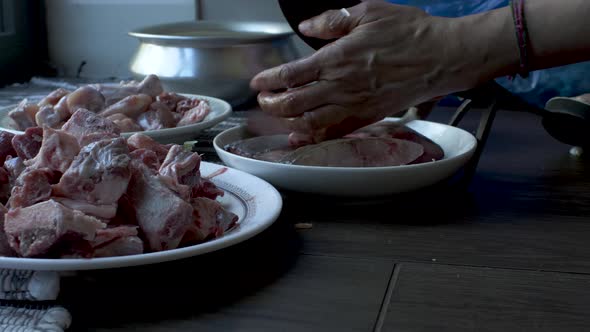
[509,0,530,79]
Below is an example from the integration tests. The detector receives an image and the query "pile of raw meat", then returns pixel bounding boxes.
[0,108,237,259]
[8,74,211,133]
[226,122,445,167]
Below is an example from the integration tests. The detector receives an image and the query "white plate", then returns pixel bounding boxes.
[0,162,282,271]
[0,94,233,145]
[213,118,478,197]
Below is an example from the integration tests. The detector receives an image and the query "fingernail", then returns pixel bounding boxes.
[298,21,311,33]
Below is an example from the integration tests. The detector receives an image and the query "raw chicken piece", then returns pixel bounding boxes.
[4,157,25,187]
[137,106,176,130]
[25,127,80,173]
[11,127,43,160]
[53,137,131,206]
[62,108,120,146]
[8,99,38,130]
[4,200,106,257]
[93,74,163,106]
[127,160,193,251]
[282,137,424,167]
[157,92,186,111]
[127,133,171,162]
[182,197,238,244]
[106,114,142,133]
[0,131,17,163]
[0,203,16,256]
[346,122,444,164]
[38,88,70,107]
[159,145,201,200]
[66,86,105,114]
[52,197,117,220]
[130,149,160,171]
[100,94,152,118]
[35,104,70,129]
[8,168,55,209]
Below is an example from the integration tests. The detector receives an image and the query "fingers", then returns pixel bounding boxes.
[257,81,349,118]
[250,56,321,92]
[298,4,365,40]
[282,105,378,144]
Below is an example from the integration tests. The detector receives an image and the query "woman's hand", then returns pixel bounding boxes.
[250,0,481,145]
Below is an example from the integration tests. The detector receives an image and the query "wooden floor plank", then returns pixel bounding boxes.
[382,263,590,332]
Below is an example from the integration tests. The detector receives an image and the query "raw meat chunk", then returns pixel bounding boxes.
[11,127,43,160]
[0,131,16,163]
[62,108,120,146]
[159,145,201,200]
[182,197,238,244]
[25,127,80,173]
[8,99,38,130]
[157,92,186,111]
[93,74,163,106]
[177,101,210,126]
[127,133,171,162]
[54,137,131,205]
[224,135,293,162]
[0,203,16,256]
[66,86,105,114]
[4,200,106,257]
[346,122,444,163]
[35,104,70,129]
[127,160,193,251]
[0,167,9,202]
[106,114,142,133]
[8,168,55,209]
[130,149,160,171]
[52,197,117,220]
[137,107,176,130]
[38,88,70,107]
[3,157,25,187]
[93,236,143,257]
[100,94,152,118]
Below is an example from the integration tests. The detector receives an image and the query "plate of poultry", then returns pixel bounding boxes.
[214,118,478,197]
[0,111,282,271]
[0,74,232,144]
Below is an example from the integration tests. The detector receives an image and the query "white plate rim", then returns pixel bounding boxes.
[0,93,233,137]
[0,162,283,271]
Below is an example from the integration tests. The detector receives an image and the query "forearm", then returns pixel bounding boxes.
[447,0,590,90]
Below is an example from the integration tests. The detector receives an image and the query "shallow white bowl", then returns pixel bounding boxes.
[0,93,232,145]
[213,118,478,197]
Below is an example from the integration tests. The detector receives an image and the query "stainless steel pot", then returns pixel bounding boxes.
[128,21,299,107]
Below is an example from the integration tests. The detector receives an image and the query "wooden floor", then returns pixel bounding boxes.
[59,109,590,331]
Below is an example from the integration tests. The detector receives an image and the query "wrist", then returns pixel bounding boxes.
[441,6,521,92]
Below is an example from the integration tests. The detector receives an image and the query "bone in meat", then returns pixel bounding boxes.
[127,160,193,251]
[53,137,131,206]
